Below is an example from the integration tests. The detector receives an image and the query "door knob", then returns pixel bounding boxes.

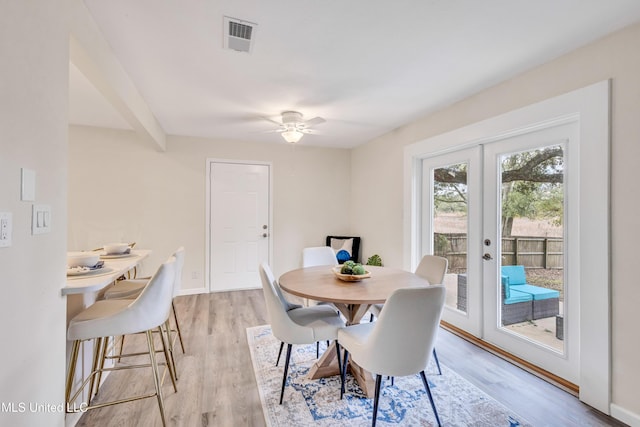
[483,253,493,261]
[262,233,268,238]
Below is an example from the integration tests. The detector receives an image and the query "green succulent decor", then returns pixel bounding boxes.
[366,254,383,267]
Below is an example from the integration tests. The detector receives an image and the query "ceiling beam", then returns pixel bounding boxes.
[68,0,166,151]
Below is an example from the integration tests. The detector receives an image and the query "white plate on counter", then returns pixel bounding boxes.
[100,252,134,259]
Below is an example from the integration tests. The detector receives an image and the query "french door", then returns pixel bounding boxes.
[422,121,579,383]
[483,122,579,382]
[422,147,482,337]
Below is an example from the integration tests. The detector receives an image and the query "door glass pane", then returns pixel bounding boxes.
[433,162,468,312]
[498,145,565,353]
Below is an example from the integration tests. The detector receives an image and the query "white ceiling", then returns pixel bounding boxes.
[70,0,640,148]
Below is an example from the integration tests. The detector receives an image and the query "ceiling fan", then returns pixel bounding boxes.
[263,111,326,143]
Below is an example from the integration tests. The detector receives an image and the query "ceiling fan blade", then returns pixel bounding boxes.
[304,117,326,127]
[260,116,284,126]
[301,128,321,135]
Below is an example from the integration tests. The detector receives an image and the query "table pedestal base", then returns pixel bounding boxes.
[308,342,376,398]
[347,360,376,398]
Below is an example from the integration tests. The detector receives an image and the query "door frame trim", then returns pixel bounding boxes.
[205,158,273,293]
[403,80,610,413]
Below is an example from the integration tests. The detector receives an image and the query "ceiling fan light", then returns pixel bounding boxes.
[281,129,303,143]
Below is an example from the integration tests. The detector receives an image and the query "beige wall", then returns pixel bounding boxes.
[351,22,640,418]
[68,127,351,288]
[0,2,69,426]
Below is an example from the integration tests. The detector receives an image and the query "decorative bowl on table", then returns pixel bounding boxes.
[103,243,130,255]
[332,266,371,282]
[67,251,100,268]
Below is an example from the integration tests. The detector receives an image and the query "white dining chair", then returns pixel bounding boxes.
[414,255,449,285]
[273,278,302,367]
[66,256,177,427]
[369,254,448,375]
[301,246,339,357]
[105,247,187,357]
[339,285,446,427]
[260,262,345,404]
[302,246,338,268]
[302,247,338,305]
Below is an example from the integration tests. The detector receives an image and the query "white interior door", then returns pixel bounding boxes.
[209,161,271,292]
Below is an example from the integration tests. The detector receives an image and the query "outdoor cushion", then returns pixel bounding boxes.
[510,284,559,301]
[501,275,510,299]
[504,289,533,305]
[501,265,528,285]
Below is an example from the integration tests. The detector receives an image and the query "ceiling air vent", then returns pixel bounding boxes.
[224,16,257,53]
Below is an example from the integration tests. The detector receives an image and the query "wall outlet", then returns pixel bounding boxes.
[191,271,200,280]
[0,212,12,247]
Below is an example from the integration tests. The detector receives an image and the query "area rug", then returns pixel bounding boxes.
[247,325,532,427]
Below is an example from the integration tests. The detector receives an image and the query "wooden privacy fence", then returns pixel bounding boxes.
[434,233,563,269]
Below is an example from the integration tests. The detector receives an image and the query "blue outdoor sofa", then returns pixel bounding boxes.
[501,265,559,322]
[501,276,534,325]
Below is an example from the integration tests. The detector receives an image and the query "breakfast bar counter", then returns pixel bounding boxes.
[62,250,151,295]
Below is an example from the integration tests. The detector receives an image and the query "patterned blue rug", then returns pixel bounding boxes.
[247,325,532,427]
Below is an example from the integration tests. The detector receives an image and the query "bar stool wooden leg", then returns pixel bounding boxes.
[87,338,100,401]
[172,301,186,353]
[158,325,177,392]
[117,334,125,361]
[92,336,110,399]
[163,320,179,381]
[65,340,81,404]
[146,330,167,427]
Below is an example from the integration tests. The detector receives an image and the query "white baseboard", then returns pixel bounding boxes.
[177,285,262,296]
[177,287,208,296]
[611,403,640,427]
[209,285,261,293]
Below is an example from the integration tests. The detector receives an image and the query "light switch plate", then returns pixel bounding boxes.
[32,204,51,235]
[0,212,12,247]
[21,168,36,201]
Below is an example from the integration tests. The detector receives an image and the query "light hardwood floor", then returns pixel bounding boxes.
[75,290,625,427]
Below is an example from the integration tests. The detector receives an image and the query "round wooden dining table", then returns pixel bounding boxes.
[279,265,430,397]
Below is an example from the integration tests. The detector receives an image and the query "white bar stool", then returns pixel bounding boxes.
[104,247,186,357]
[65,256,176,427]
